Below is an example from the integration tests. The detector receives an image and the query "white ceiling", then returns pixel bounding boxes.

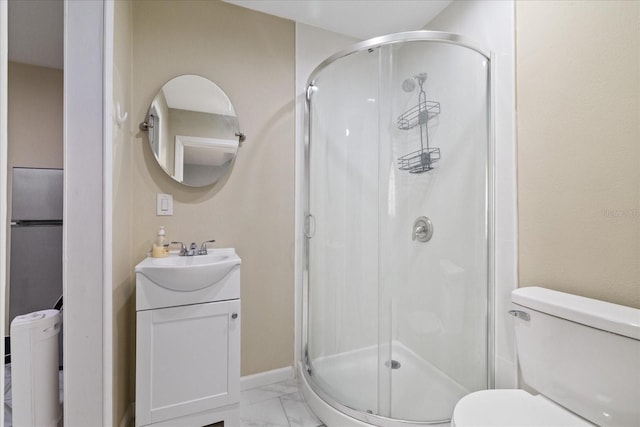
[6,0,452,70]
[224,0,452,40]
[8,0,63,69]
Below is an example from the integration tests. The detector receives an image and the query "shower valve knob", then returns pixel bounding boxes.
[413,216,433,242]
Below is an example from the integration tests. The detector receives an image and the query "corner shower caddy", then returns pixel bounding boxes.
[397,73,441,173]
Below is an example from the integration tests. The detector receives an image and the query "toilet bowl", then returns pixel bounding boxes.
[452,287,640,427]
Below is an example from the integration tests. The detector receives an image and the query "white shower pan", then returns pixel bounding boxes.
[301,341,468,427]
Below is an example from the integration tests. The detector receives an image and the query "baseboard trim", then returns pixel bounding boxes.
[119,402,135,427]
[126,367,294,424]
[240,365,294,391]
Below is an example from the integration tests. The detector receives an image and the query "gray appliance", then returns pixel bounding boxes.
[9,167,63,365]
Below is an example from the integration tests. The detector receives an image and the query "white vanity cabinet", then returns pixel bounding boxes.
[135,250,241,427]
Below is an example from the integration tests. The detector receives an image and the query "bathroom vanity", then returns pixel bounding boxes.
[134,249,241,427]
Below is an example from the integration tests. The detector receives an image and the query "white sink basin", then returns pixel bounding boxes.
[135,248,241,292]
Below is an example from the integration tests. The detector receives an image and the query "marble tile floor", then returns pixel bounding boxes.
[238,379,325,427]
[4,370,323,427]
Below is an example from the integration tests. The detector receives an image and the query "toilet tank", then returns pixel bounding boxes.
[511,287,640,427]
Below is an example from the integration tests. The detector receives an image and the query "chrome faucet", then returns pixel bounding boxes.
[171,240,215,256]
[171,241,187,256]
[199,239,216,255]
[186,242,198,256]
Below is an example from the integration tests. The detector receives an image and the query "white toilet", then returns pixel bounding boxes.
[452,286,640,427]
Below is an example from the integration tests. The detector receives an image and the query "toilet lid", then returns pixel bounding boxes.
[452,390,594,427]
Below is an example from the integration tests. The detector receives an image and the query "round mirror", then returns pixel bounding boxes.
[141,75,244,187]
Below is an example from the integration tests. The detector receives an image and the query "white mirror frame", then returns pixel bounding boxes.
[173,135,239,183]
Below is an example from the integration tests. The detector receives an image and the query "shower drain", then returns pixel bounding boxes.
[385,359,401,369]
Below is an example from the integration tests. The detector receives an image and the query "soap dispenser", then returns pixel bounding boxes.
[152,226,168,258]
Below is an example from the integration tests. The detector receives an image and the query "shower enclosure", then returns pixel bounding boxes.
[302,32,493,426]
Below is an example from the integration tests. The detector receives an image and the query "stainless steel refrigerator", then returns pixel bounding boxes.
[9,167,63,364]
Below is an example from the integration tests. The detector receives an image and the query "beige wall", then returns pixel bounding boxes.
[5,61,63,331]
[112,0,134,424]
[131,0,295,379]
[517,1,640,308]
[7,62,63,168]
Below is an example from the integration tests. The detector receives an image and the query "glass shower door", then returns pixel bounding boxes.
[306,48,381,414]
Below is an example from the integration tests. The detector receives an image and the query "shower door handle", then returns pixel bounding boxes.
[304,213,316,238]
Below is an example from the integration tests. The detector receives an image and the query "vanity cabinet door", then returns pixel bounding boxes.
[136,299,240,426]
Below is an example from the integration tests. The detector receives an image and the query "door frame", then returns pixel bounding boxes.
[0,2,8,424]
[63,0,113,425]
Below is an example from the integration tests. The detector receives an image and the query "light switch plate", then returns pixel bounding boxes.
[157,193,173,216]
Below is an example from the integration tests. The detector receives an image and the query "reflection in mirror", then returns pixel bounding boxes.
[142,75,243,187]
